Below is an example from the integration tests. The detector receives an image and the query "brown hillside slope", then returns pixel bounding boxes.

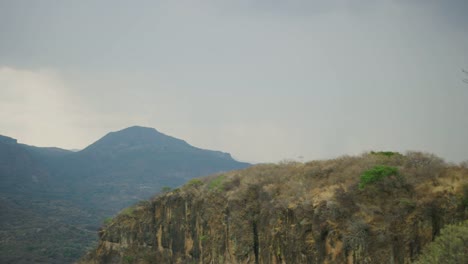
[79,152,468,264]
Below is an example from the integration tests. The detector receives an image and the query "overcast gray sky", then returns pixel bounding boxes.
[1,0,467,163]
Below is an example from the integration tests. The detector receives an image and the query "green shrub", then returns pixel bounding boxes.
[187,178,203,187]
[208,175,226,192]
[359,165,399,189]
[398,198,415,208]
[415,220,468,263]
[461,183,468,208]
[123,255,135,263]
[161,186,172,193]
[103,217,112,225]
[120,207,135,217]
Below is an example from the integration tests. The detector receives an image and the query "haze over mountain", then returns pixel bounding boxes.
[1,1,467,163]
[0,126,249,263]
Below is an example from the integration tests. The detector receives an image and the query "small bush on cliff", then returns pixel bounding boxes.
[460,183,468,209]
[208,175,226,192]
[187,178,203,188]
[123,255,135,263]
[359,165,399,189]
[415,220,468,264]
[103,217,112,225]
[120,207,135,217]
[161,186,172,193]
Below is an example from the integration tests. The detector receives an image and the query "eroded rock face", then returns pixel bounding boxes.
[80,154,468,264]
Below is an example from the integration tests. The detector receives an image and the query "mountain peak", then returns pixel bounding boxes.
[81,126,190,153]
[110,126,165,141]
[119,125,160,133]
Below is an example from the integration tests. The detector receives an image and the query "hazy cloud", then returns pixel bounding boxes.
[0,1,467,162]
[0,67,80,146]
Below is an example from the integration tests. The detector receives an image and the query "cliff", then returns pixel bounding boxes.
[80,152,468,264]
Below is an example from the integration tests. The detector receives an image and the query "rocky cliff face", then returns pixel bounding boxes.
[80,152,468,264]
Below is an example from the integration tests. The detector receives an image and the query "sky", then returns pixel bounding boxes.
[1,0,468,163]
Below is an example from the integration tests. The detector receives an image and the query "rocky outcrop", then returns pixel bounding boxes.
[80,153,468,264]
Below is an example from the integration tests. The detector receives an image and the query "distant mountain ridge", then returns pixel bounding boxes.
[0,135,17,144]
[0,126,250,263]
[81,126,234,160]
[0,125,249,208]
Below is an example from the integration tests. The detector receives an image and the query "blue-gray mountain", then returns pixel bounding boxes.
[0,126,250,263]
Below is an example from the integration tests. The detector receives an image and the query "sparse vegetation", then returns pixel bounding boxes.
[398,198,416,208]
[103,217,113,225]
[123,255,135,263]
[461,183,468,208]
[186,178,203,187]
[161,186,172,192]
[120,207,135,217]
[344,219,370,254]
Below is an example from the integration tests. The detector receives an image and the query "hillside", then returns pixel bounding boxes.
[0,136,92,263]
[81,152,468,264]
[0,126,249,263]
[49,126,250,212]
